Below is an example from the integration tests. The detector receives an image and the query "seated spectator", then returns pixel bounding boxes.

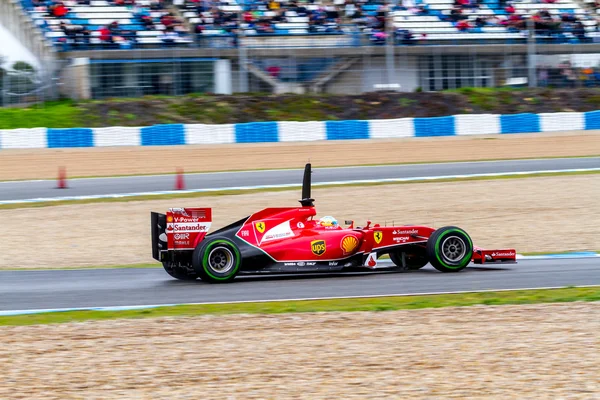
[99,25,113,43]
[50,2,69,17]
[256,20,275,34]
[456,19,472,31]
[161,26,179,44]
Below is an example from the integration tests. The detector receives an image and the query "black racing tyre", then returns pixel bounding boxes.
[162,262,198,281]
[389,247,429,271]
[193,236,241,283]
[426,226,473,273]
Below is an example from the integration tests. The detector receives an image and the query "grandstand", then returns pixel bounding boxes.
[1,0,600,101]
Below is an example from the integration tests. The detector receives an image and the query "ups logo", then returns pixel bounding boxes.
[311,240,326,256]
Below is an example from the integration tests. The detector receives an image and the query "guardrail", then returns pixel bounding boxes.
[0,110,596,149]
[47,28,600,52]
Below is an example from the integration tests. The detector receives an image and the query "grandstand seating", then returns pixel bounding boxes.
[28,0,193,47]
[19,0,600,49]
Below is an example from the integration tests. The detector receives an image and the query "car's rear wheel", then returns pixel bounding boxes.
[389,247,428,271]
[427,226,473,273]
[193,237,241,283]
[162,262,198,281]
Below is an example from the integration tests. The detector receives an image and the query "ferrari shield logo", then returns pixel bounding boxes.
[374,231,383,244]
[311,240,326,256]
[255,221,266,233]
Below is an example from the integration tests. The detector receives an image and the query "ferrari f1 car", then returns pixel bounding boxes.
[151,163,516,282]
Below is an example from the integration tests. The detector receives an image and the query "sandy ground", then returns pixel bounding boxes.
[1,131,599,180]
[0,302,598,399]
[1,175,598,269]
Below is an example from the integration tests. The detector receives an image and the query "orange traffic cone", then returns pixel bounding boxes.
[56,167,68,189]
[174,168,185,190]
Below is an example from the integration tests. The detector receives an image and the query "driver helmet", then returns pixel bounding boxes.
[319,216,338,227]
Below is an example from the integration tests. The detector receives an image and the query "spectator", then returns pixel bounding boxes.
[50,2,69,17]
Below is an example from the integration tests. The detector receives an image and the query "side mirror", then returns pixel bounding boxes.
[345,220,354,229]
[365,220,372,229]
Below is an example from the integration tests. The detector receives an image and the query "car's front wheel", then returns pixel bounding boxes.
[426,226,473,273]
[193,237,241,283]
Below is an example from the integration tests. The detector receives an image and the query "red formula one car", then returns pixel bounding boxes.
[151,163,516,282]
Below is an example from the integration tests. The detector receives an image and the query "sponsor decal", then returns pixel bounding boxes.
[166,223,173,231]
[172,223,208,232]
[173,233,190,240]
[170,208,208,219]
[284,262,296,266]
[364,253,377,267]
[374,231,383,244]
[311,240,326,256]
[240,230,250,237]
[307,262,316,266]
[166,215,173,223]
[344,262,353,267]
[297,222,305,229]
[392,229,418,235]
[492,251,516,257]
[341,235,359,255]
[263,231,293,242]
[261,220,294,243]
[297,262,306,267]
[329,261,339,266]
[255,221,266,233]
[393,236,409,243]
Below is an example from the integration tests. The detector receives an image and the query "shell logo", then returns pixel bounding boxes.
[341,235,359,255]
[166,215,173,223]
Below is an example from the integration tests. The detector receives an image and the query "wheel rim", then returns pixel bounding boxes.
[441,236,466,264]
[208,247,235,274]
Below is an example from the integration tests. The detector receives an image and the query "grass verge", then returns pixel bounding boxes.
[1,169,599,210]
[1,286,598,326]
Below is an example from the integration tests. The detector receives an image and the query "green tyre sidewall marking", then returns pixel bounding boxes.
[434,228,473,270]
[202,239,241,281]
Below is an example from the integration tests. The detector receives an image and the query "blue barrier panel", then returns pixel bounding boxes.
[141,124,185,146]
[499,113,540,134]
[234,122,279,143]
[325,120,369,140]
[47,128,94,148]
[413,116,455,137]
[584,110,600,130]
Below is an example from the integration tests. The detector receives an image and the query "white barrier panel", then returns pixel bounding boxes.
[278,121,326,142]
[368,118,414,139]
[454,114,501,135]
[0,128,47,149]
[185,123,235,145]
[93,126,141,147]
[539,112,584,132]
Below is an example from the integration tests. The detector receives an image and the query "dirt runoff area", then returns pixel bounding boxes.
[1,131,599,181]
[1,302,598,399]
[1,174,598,269]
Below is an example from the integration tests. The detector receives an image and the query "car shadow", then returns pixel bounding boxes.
[159,264,511,285]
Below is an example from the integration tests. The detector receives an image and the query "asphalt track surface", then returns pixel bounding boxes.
[1,157,599,202]
[1,258,598,312]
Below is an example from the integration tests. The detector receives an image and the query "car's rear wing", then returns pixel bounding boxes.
[151,208,212,261]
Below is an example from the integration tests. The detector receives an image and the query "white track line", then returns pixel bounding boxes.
[1,284,599,317]
[2,167,599,205]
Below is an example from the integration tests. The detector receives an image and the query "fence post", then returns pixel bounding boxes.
[385,7,395,86]
[238,30,249,93]
[527,17,537,88]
